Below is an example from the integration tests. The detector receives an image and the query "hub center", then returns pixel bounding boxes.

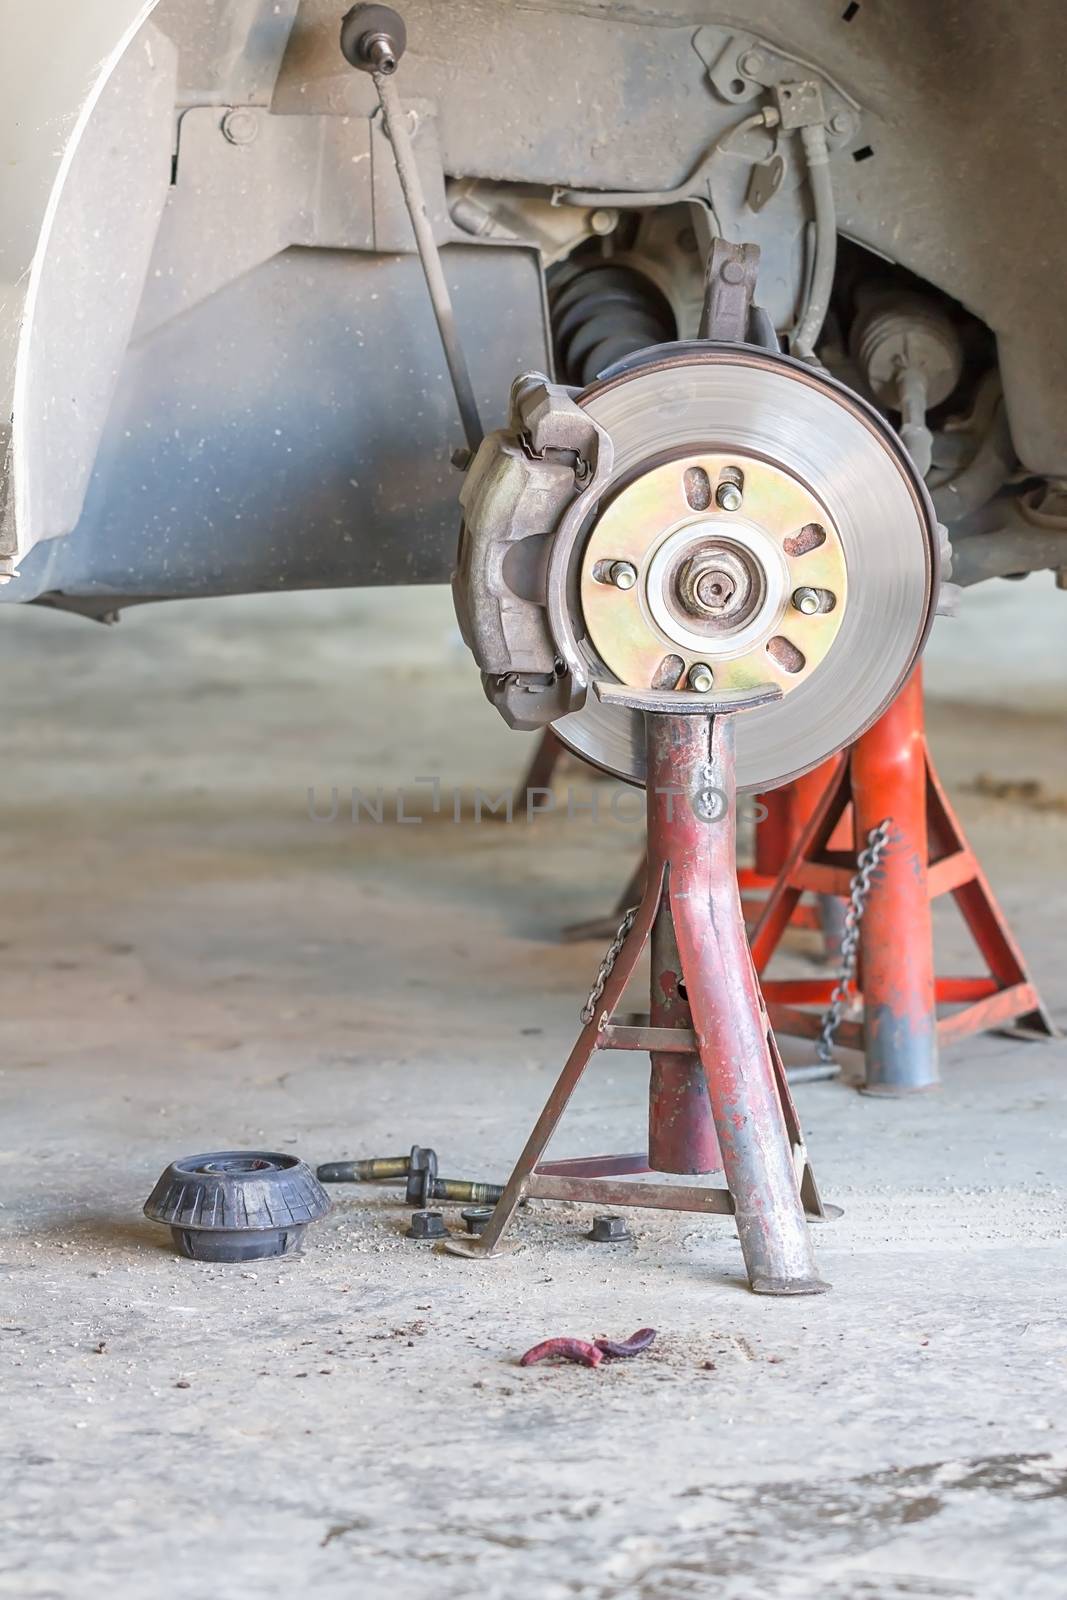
[674,540,764,631]
[696,571,735,609]
[646,517,787,661]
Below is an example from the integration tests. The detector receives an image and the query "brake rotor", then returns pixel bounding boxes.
[550,348,938,791]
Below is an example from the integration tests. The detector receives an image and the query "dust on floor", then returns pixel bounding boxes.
[2,587,1066,1600]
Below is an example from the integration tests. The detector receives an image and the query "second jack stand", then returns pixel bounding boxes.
[447,687,832,1295]
[751,669,1057,1093]
[739,774,846,952]
[512,727,567,817]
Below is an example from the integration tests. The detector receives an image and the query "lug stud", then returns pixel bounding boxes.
[792,587,822,615]
[688,663,715,693]
[608,561,638,590]
[714,468,744,512]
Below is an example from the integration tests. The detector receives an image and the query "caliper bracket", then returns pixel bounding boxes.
[454,375,612,730]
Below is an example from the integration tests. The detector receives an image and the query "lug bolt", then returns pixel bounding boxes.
[461,1206,495,1235]
[318,1144,437,1185]
[687,663,715,693]
[406,1169,506,1207]
[406,1210,448,1241]
[715,481,743,512]
[792,587,822,616]
[588,1214,631,1244]
[608,561,638,590]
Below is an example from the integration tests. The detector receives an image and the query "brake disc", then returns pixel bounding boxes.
[549,348,938,791]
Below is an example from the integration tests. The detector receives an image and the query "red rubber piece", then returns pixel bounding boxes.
[518,1337,604,1368]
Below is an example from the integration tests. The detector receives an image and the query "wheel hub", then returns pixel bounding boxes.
[581,449,847,696]
[549,347,937,790]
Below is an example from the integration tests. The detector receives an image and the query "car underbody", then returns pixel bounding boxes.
[2,0,1066,622]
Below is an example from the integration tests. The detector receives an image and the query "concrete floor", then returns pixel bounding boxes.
[2,582,1066,1599]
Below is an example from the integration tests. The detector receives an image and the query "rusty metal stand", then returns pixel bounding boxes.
[740,786,809,924]
[521,725,838,952]
[447,689,832,1295]
[739,774,844,948]
[751,669,1057,1093]
[564,777,841,947]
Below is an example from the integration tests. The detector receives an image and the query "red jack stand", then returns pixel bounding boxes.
[751,669,1057,1093]
[517,726,839,952]
[563,775,841,950]
[739,775,846,950]
[447,691,832,1294]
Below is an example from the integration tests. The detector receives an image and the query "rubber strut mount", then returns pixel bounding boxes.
[143,1151,331,1262]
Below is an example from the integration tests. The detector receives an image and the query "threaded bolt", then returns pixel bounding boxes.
[433,1178,505,1205]
[318,1144,436,1184]
[792,587,822,616]
[365,33,398,73]
[609,561,638,590]
[687,663,714,693]
[406,1169,506,1207]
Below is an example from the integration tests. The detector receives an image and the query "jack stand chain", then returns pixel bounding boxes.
[816,818,892,1064]
[580,907,638,1024]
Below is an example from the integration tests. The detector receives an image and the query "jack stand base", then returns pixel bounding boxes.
[447,702,833,1295]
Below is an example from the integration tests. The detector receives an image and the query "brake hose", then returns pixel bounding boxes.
[791,123,836,360]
